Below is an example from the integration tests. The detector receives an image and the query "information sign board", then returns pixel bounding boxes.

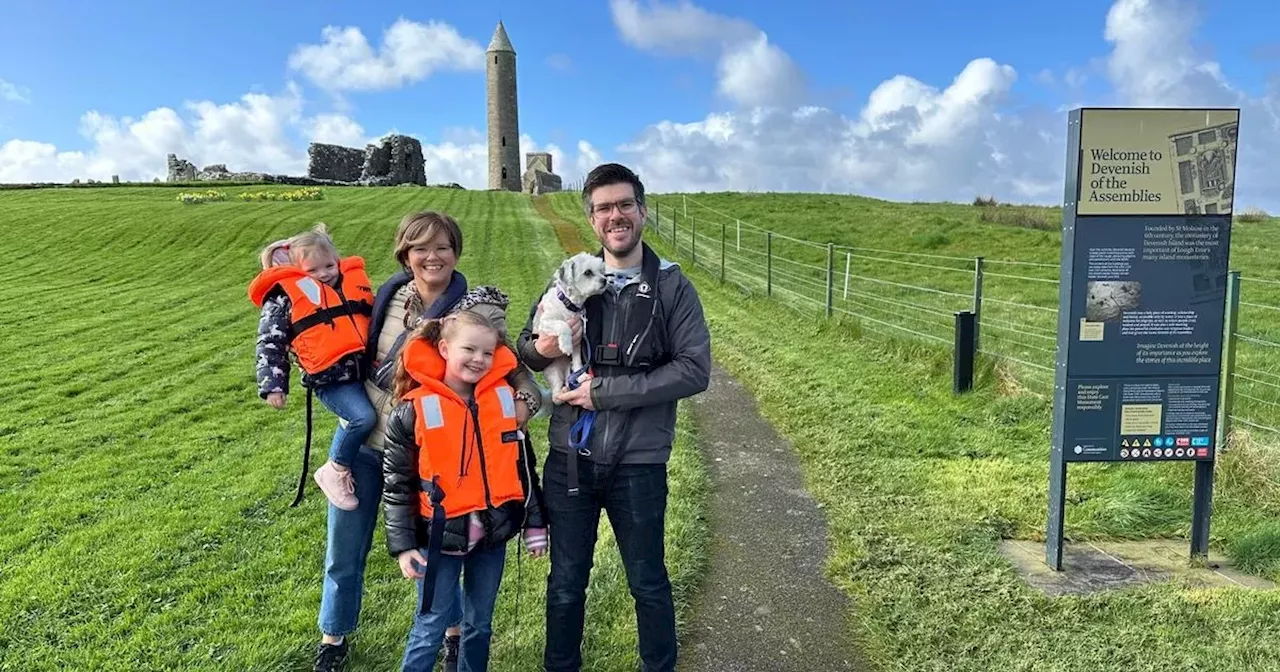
[1046,107,1240,570]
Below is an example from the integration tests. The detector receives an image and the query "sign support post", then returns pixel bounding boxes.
[1046,107,1240,571]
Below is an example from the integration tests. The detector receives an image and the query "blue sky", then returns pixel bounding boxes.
[1,0,1277,208]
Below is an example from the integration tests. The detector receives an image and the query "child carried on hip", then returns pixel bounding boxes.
[248,222,377,511]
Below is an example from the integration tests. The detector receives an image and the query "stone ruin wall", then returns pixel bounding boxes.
[308,144,364,182]
[357,135,427,187]
[164,134,430,187]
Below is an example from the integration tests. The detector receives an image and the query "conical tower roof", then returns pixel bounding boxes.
[487,21,515,53]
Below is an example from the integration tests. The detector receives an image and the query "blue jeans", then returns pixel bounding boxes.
[542,450,676,672]
[318,446,463,638]
[401,543,508,672]
[313,381,377,468]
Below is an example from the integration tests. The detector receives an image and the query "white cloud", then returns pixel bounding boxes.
[546,54,574,72]
[574,141,604,180]
[617,56,1057,203]
[613,0,1280,212]
[0,84,319,183]
[611,0,756,55]
[1103,0,1232,106]
[715,34,806,108]
[304,113,370,148]
[1,79,31,104]
[1102,0,1279,210]
[414,127,487,187]
[288,18,485,92]
[610,0,805,108]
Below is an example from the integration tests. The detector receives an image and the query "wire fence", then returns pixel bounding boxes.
[640,193,1280,445]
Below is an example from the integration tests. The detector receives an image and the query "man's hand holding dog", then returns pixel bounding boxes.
[555,373,596,410]
[535,315,582,358]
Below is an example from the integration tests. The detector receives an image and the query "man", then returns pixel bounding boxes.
[517,162,711,671]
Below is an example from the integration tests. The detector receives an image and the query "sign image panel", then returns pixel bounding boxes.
[1076,108,1240,215]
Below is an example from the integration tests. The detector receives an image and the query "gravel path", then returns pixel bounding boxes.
[680,365,870,671]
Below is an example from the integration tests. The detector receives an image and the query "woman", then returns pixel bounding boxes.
[312,210,544,672]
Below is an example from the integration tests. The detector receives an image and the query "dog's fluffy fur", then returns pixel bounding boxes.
[532,252,609,401]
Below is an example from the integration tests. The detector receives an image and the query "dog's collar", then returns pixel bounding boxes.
[555,285,583,313]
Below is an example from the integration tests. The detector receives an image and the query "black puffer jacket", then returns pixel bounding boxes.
[382,399,547,557]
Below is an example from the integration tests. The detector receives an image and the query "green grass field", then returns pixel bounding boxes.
[539,191,1280,671]
[0,185,709,671]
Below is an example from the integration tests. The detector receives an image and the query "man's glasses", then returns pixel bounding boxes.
[591,199,639,218]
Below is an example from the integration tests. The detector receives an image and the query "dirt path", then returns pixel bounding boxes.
[531,194,588,254]
[681,365,870,671]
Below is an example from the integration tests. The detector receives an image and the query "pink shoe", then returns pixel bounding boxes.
[314,461,359,511]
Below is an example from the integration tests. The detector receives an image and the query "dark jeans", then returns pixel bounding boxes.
[401,543,507,672]
[542,450,676,672]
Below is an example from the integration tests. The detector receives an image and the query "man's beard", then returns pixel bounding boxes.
[599,221,641,258]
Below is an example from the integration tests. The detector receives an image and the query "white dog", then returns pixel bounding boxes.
[533,252,610,401]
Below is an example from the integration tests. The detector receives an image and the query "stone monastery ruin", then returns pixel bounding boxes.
[165,21,561,194]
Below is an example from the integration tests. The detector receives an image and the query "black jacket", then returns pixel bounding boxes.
[517,245,711,466]
[381,399,547,557]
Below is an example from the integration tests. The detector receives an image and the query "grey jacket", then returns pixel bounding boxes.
[517,254,711,465]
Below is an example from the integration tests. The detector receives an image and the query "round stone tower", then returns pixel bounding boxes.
[486,21,521,191]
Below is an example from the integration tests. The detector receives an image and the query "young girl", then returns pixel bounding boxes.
[248,223,378,511]
[381,309,547,672]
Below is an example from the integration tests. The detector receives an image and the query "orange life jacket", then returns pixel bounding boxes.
[247,256,374,375]
[399,336,527,522]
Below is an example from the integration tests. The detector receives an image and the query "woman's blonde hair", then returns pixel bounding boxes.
[393,310,502,400]
[258,222,340,268]
[394,211,463,271]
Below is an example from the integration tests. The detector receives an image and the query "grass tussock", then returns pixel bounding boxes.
[1237,206,1270,223]
[976,205,1057,230]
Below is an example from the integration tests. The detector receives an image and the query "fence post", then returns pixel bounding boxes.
[826,243,834,318]
[844,251,852,300]
[736,219,741,251]
[1194,269,1240,561]
[671,208,678,252]
[954,311,976,393]
[766,232,773,298]
[720,219,726,284]
[691,215,697,267]
[973,256,985,352]
[1214,270,1242,453]
[683,194,687,219]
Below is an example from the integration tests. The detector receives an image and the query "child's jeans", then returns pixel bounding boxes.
[401,542,508,672]
[313,381,377,469]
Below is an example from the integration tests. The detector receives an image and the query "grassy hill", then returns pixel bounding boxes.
[540,190,1280,672]
[0,185,709,672]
